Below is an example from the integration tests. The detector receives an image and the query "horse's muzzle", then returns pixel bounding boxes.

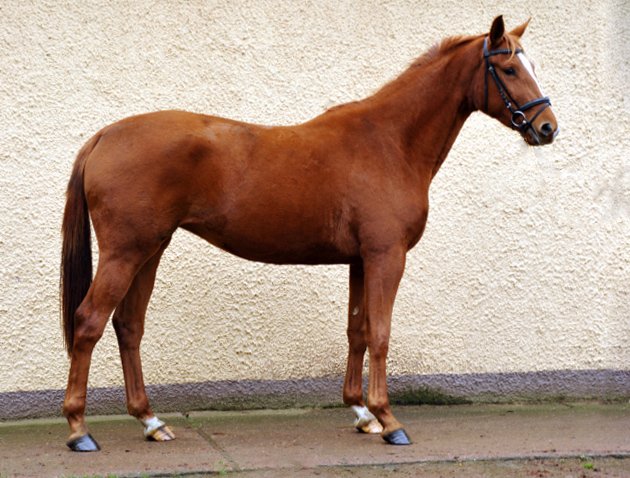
[526,121,559,146]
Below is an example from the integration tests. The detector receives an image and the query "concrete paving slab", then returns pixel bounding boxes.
[397,403,630,459]
[190,403,630,470]
[0,413,228,477]
[205,457,630,478]
[0,403,628,477]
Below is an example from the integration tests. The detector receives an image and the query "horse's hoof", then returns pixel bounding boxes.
[356,418,384,434]
[382,428,412,445]
[352,406,383,434]
[146,425,176,442]
[66,433,101,452]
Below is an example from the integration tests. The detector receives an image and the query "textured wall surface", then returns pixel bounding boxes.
[1,0,629,413]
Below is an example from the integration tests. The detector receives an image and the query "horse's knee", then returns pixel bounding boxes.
[347,329,367,351]
[367,336,389,361]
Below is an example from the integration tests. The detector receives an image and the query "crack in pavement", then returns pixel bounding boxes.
[183,413,242,472]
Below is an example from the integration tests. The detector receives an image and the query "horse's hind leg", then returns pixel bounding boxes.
[342,264,383,434]
[112,239,175,442]
[63,251,149,451]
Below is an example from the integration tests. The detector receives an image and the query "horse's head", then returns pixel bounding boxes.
[475,16,559,146]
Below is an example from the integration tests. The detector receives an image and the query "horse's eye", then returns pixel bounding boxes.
[504,67,516,76]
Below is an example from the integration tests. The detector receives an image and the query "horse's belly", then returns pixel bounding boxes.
[181,212,358,265]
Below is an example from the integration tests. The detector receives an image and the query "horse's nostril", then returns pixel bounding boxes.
[540,122,553,136]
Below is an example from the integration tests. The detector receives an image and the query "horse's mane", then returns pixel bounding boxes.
[400,31,522,79]
[410,35,476,69]
[324,32,521,114]
[325,35,481,115]
[379,34,483,92]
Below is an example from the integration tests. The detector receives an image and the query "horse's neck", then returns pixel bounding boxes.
[362,43,479,179]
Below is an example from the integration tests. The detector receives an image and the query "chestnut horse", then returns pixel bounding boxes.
[61,16,558,451]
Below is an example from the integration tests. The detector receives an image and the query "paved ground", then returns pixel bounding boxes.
[1,403,629,477]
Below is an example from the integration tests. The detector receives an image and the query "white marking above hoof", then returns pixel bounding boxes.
[141,416,176,441]
[351,406,384,434]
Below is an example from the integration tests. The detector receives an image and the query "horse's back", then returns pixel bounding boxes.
[80,111,367,264]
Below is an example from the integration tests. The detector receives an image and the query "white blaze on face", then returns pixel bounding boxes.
[517,52,545,96]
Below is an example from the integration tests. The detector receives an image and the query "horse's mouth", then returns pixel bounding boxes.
[524,126,559,146]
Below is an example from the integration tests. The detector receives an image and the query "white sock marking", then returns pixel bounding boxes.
[351,405,375,424]
[140,416,165,437]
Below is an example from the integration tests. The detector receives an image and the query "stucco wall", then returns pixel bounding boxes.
[1,0,629,415]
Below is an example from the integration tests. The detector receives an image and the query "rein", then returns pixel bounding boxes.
[483,37,551,143]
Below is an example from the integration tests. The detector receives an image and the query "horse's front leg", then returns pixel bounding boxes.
[363,248,411,445]
[343,263,383,434]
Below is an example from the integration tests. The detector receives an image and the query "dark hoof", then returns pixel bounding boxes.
[66,433,101,452]
[383,428,412,445]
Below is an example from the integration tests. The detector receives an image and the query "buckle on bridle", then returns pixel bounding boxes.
[511,111,527,129]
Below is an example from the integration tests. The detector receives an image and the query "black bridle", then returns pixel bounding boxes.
[483,37,551,143]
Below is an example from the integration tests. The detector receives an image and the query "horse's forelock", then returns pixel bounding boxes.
[504,33,524,61]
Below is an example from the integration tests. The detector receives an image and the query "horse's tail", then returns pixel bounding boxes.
[61,133,101,357]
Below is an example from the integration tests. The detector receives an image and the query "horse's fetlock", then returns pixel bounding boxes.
[127,398,150,419]
[63,397,84,420]
[343,390,363,407]
[367,397,389,417]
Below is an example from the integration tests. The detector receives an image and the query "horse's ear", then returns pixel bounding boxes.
[489,15,505,47]
[509,18,531,39]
